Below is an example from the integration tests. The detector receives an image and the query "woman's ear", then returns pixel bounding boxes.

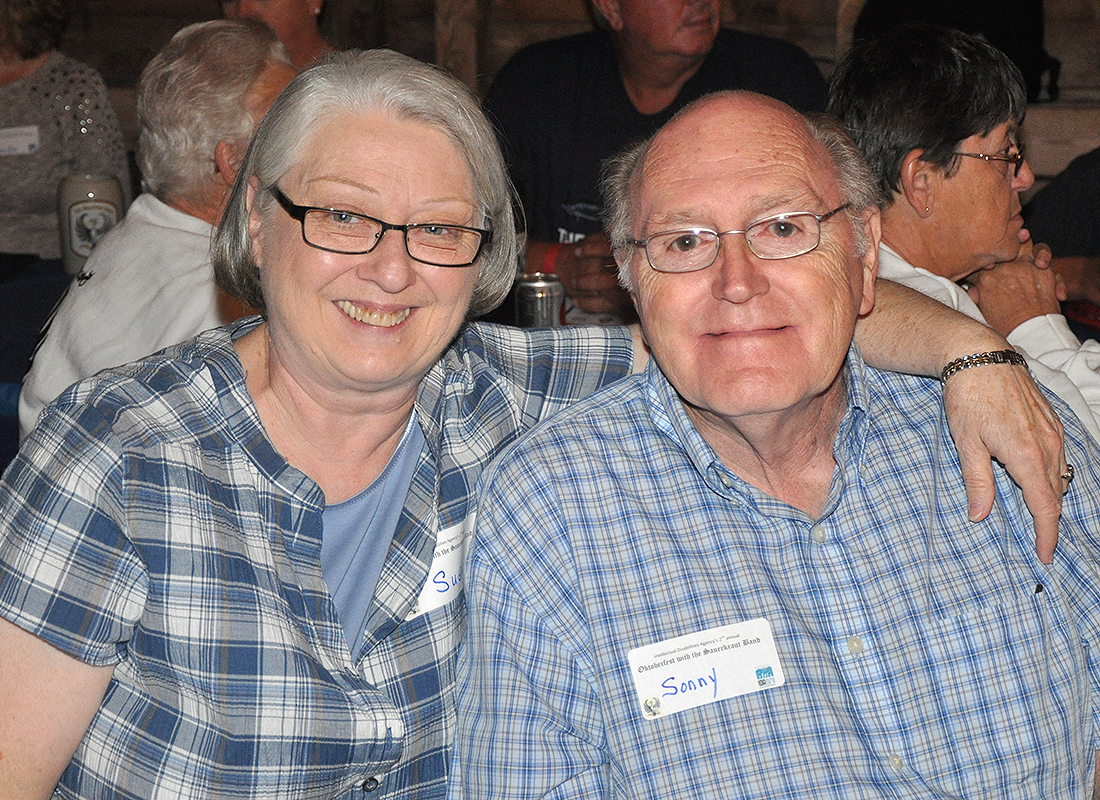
[899,148,936,218]
[245,176,265,267]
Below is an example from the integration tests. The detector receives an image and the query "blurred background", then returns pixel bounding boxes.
[54,0,1100,192]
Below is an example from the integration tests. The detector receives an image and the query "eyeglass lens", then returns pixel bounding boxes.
[955,148,1025,177]
[645,213,823,272]
[303,209,483,265]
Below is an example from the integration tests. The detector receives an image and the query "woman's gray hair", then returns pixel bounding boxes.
[136,19,292,205]
[602,94,879,292]
[213,48,519,318]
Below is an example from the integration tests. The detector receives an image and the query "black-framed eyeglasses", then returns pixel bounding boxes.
[952,145,1026,177]
[631,204,851,273]
[269,186,491,267]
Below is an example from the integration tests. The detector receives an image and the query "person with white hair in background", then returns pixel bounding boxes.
[17,19,295,439]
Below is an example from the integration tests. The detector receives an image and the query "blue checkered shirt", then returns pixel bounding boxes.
[456,349,1100,799]
[0,317,633,800]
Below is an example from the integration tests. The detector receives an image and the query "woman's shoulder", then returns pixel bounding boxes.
[40,51,108,85]
[445,321,632,374]
[415,322,633,436]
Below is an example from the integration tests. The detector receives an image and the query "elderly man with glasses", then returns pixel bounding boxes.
[452,90,1100,799]
[828,23,1100,442]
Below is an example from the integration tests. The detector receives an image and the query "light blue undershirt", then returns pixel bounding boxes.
[320,411,424,656]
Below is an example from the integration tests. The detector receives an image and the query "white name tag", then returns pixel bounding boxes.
[407,515,473,619]
[0,125,39,156]
[627,618,784,719]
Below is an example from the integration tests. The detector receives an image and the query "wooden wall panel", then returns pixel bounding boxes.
[51,0,1099,111]
[61,0,221,86]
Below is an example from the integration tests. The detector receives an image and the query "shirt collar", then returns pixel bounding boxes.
[198,316,325,508]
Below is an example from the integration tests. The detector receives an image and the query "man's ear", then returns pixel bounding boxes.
[215,140,242,188]
[592,0,624,31]
[858,207,882,317]
[898,148,936,218]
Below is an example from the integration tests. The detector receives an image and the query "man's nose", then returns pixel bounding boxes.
[711,235,769,303]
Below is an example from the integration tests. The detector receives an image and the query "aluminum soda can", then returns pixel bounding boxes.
[514,272,565,327]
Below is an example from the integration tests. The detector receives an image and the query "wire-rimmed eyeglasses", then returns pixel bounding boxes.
[952,145,1026,177]
[631,204,851,273]
[269,186,492,267]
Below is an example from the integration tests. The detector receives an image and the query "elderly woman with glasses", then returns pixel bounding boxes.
[828,23,1100,441]
[0,48,1072,800]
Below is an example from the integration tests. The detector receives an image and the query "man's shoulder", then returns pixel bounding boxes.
[470,374,648,573]
[26,194,218,377]
[496,30,608,72]
[447,322,630,373]
[487,30,611,100]
[483,372,647,474]
[35,324,252,451]
[711,27,816,61]
[80,195,212,274]
[115,194,213,242]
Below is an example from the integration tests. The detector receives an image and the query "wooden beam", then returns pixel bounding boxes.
[436,0,484,91]
[836,0,867,57]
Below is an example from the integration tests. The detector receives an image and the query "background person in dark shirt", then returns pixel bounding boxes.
[483,0,826,325]
[853,0,1060,103]
[1023,146,1100,338]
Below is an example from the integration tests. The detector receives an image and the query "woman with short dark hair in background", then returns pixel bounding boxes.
[0,0,129,259]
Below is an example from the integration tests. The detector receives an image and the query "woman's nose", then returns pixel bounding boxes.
[356,228,417,292]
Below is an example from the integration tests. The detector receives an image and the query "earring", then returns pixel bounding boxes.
[925,206,931,214]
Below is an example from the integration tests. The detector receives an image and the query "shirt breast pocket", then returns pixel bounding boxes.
[910,588,1090,793]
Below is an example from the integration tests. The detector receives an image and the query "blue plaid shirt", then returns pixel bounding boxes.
[456,350,1100,799]
[0,317,633,800]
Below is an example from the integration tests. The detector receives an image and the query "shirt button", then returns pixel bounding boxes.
[887,752,904,771]
[361,777,380,792]
[847,635,865,655]
[811,524,826,543]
